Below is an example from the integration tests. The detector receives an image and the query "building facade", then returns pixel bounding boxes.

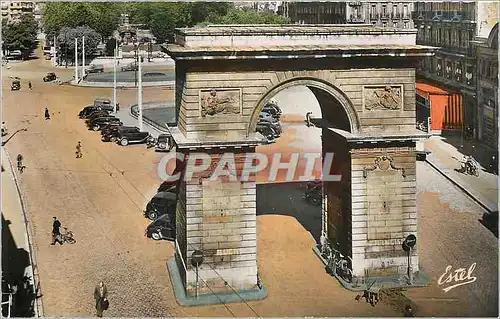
[474,22,498,148]
[413,1,498,148]
[281,1,414,28]
[1,1,35,23]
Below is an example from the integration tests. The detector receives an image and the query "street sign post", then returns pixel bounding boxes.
[402,234,417,285]
[191,250,204,298]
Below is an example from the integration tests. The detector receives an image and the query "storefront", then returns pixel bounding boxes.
[416,82,463,134]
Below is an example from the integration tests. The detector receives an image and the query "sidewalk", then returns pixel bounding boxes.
[1,147,42,317]
[115,107,165,138]
[424,136,498,213]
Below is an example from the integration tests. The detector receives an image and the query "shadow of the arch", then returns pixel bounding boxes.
[256,182,322,244]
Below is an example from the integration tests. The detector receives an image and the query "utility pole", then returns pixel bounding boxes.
[53,35,57,66]
[82,35,85,80]
[138,51,143,131]
[74,38,78,82]
[113,39,117,114]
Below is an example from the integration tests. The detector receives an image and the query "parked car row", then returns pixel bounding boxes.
[145,180,178,241]
[256,102,282,143]
[78,98,151,147]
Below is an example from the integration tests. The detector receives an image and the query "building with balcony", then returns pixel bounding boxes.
[280,1,414,28]
[1,1,35,23]
[413,0,498,149]
[474,22,498,149]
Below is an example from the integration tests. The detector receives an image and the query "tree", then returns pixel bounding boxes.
[43,2,122,41]
[3,14,38,59]
[57,26,100,66]
[199,8,290,26]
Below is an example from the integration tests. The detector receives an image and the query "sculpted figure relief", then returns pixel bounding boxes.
[200,89,240,117]
[365,86,402,110]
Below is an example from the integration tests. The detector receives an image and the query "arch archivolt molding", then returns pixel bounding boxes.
[248,70,360,136]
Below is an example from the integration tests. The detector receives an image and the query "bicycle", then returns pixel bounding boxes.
[60,227,76,244]
[323,240,353,283]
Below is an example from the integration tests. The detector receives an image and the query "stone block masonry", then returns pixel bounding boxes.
[350,144,418,278]
[175,149,258,296]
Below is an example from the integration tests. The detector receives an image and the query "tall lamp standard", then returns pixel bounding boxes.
[74,38,78,82]
[137,49,143,131]
[134,42,139,88]
[81,35,86,80]
[113,39,118,114]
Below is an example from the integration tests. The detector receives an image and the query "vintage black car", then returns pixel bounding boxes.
[86,64,104,74]
[79,105,103,118]
[116,127,150,146]
[93,98,118,112]
[144,191,177,220]
[85,110,111,123]
[121,62,138,72]
[43,72,57,82]
[157,180,177,193]
[145,213,175,241]
[155,133,174,152]
[87,116,121,131]
[257,121,281,140]
[262,102,282,118]
[101,125,135,142]
[11,79,20,91]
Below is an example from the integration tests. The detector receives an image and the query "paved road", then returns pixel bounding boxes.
[2,49,497,317]
[83,68,175,83]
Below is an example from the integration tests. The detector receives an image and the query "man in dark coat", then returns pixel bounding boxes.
[94,281,108,317]
[51,217,62,245]
[44,107,50,120]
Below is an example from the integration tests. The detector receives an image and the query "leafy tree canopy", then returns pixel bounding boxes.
[2,14,38,59]
[199,7,290,26]
[57,25,101,57]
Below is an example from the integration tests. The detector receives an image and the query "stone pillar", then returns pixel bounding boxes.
[175,147,258,296]
[350,143,418,279]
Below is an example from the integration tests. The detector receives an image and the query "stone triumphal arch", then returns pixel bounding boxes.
[164,25,436,303]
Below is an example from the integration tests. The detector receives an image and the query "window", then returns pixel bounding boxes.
[403,5,408,17]
[382,5,387,16]
[383,22,387,27]
[393,4,398,16]
[393,21,398,28]
[404,21,408,29]
[372,21,376,26]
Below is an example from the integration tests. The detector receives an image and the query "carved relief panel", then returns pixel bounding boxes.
[363,85,403,111]
[199,88,242,117]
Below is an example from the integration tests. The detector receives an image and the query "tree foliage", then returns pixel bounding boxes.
[57,25,100,62]
[43,2,121,40]
[43,2,290,45]
[199,8,290,25]
[2,14,38,59]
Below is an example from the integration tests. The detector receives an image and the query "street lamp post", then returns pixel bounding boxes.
[113,39,118,114]
[53,35,57,66]
[138,50,143,131]
[74,38,78,82]
[82,35,86,80]
[134,43,138,88]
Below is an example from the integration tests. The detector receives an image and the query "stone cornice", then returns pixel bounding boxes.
[164,45,437,61]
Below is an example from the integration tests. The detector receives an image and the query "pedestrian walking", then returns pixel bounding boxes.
[28,81,32,90]
[16,154,25,173]
[75,141,82,158]
[51,217,62,245]
[44,107,50,120]
[403,304,414,317]
[93,281,109,317]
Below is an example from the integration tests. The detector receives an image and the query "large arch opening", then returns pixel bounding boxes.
[253,81,353,254]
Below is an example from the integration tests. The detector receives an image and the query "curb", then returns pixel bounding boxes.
[3,149,44,317]
[129,107,171,133]
[166,257,268,306]
[425,157,496,213]
[69,80,175,88]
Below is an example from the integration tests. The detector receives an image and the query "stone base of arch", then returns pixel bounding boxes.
[170,142,268,303]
